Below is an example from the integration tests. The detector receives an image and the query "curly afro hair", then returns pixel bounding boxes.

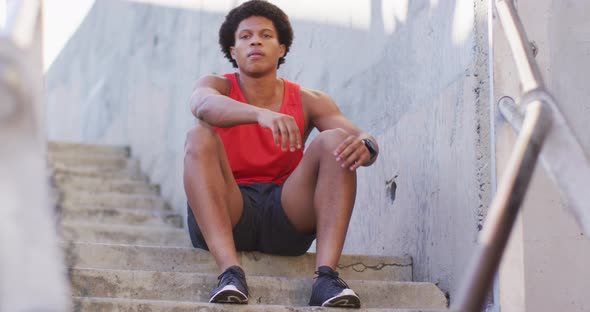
[219,0,293,69]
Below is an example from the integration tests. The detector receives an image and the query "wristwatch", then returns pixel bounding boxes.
[362,139,377,160]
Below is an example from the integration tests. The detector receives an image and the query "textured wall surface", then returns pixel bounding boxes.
[45,0,491,300]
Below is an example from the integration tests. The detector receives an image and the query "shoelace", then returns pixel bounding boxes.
[217,266,245,286]
[314,268,350,289]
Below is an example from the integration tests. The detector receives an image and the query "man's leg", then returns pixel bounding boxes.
[183,121,244,272]
[281,128,357,271]
[282,128,360,307]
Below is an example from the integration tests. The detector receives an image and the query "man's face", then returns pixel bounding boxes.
[230,16,286,75]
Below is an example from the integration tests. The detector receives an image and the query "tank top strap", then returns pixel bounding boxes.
[282,78,301,108]
[281,78,304,138]
[223,73,303,137]
[224,73,246,102]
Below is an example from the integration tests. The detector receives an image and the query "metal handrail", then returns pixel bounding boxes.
[452,0,590,311]
[494,0,543,92]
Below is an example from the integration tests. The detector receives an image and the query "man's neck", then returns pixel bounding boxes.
[237,70,283,108]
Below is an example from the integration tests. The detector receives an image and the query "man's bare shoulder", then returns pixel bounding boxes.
[299,87,349,132]
[300,87,336,108]
[194,74,232,96]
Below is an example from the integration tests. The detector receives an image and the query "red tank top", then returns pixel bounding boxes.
[213,73,305,185]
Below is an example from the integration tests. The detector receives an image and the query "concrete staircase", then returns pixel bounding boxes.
[50,141,449,311]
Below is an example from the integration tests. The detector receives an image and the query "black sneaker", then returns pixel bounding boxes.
[209,265,249,304]
[309,266,361,308]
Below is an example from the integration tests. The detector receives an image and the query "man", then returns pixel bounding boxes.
[184,0,379,308]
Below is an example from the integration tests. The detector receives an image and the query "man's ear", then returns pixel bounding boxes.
[230,46,236,59]
[279,44,286,58]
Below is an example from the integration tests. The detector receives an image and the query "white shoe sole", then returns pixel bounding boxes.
[209,285,248,304]
[322,289,361,308]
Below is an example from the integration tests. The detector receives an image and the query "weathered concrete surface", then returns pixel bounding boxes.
[60,191,170,210]
[54,175,160,195]
[59,204,184,227]
[49,141,130,157]
[52,162,148,180]
[72,297,447,312]
[60,221,193,246]
[70,268,447,308]
[50,154,139,170]
[54,141,448,310]
[494,0,590,311]
[45,0,491,300]
[65,242,413,282]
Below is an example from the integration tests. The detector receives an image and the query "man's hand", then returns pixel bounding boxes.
[257,109,302,152]
[333,135,374,171]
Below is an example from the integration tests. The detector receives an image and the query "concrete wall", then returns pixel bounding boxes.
[45,0,491,301]
[495,0,590,311]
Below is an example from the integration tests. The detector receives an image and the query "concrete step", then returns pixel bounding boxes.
[60,222,191,247]
[52,175,158,195]
[59,205,183,227]
[51,141,447,311]
[64,242,412,282]
[72,297,448,312]
[49,154,139,171]
[49,141,130,158]
[70,268,447,309]
[60,191,169,211]
[51,161,142,176]
[54,176,159,195]
[51,163,147,181]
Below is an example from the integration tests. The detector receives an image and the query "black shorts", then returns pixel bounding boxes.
[187,183,316,256]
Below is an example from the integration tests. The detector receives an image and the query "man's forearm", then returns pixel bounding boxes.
[192,94,261,128]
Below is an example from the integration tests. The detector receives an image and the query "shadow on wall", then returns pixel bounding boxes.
[45,0,483,302]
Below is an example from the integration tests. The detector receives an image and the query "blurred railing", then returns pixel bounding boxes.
[0,1,70,310]
[452,0,590,311]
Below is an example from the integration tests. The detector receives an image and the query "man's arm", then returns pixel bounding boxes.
[190,75,302,151]
[303,89,380,169]
[190,75,260,127]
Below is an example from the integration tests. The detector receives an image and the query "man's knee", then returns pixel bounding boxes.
[313,128,350,151]
[184,122,218,160]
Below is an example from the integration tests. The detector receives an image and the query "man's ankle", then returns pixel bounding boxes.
[220,263,242,273]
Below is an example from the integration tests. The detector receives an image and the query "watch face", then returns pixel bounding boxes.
[363,139,376,157]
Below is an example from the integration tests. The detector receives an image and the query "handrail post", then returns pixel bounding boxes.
[452,99,551,311]
[451,2,554,308]
[494,0,543,92]
[0,1,70,311]
[453,0,590,311]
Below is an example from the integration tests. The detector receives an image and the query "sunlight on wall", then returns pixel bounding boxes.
[132,0,373,30]
[43,0,95,71]
[452,0,474,44]
[130,0,230,13]
[41,0,427,71]
[42,0,377,71]
[267,0,371,29]
[381,0,408,34]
